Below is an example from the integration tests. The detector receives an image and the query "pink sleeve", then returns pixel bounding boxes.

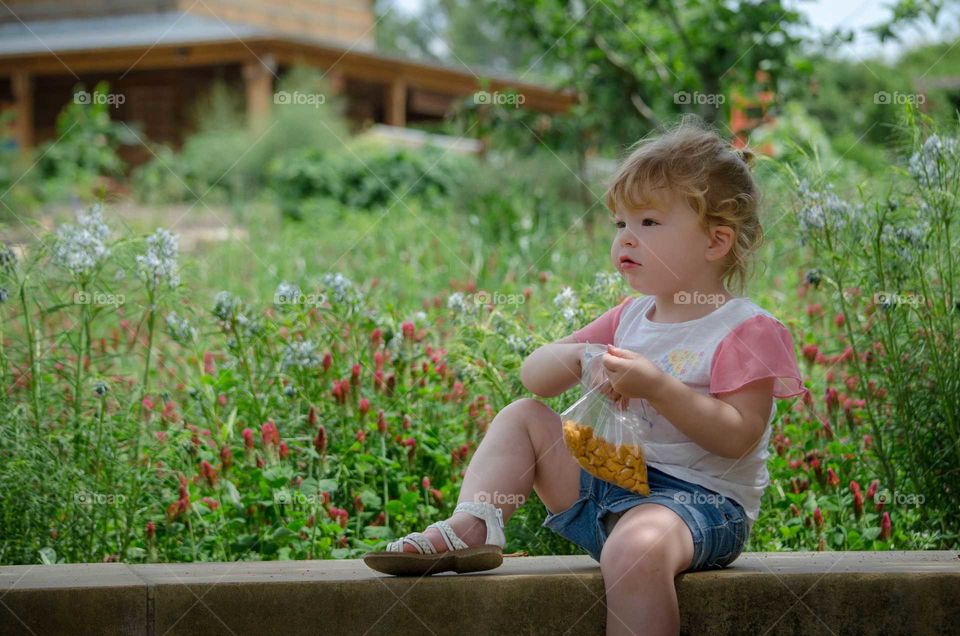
[709,315,809,399]
[571,296,633,344]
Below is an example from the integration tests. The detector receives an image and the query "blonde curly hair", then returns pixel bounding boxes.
[605,115,764,295]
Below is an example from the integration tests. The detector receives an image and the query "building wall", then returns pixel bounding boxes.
[183,0,375,49]
[0,0,376,50]
[0,0,177,23]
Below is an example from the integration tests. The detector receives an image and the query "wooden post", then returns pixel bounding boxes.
[326,69,346,94]
[11,71,33,152]
[243,58,274,132]
[384,78,406,127]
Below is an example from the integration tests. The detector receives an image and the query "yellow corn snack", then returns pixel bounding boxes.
[562,420,649,495]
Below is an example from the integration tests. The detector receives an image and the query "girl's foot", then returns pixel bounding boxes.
[363,501,506,576]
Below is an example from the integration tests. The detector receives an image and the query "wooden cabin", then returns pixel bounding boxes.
[0,0,576,162]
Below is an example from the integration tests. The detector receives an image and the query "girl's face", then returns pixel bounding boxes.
[609,188,722,297]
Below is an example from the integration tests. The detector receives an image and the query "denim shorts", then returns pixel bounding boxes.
[542,464,749,571]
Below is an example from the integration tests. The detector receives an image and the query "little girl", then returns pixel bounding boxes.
[364,117,808,636]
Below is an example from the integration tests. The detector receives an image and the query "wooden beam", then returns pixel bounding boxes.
[11,70,33,152]
[384,78,406,127]
[242,57,276,132]
[0,38,577,114]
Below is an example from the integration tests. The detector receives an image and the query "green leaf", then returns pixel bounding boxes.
[386,499,405,516]
[272,526,298,541]
[39,547,57,565]
[223,480,243,509]
[363,526,392,540]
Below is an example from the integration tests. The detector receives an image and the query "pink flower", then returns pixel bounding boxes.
[261,421,280,448]
[242,428,255,450]
[879,512,892,540]
[401,321,415,340]
[220,445,233,470]
[314,425,327,457]
[813,507,824,529]
[146,521,156,540]
[358,398,370,416]
[278,441,289,460]
[200,460,218,487]
[203,351,216,375]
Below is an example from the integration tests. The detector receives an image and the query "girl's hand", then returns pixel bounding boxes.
[585,351,628,408]
[601,345,665,402]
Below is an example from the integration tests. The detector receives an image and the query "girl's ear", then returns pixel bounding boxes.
[705,224,735,263]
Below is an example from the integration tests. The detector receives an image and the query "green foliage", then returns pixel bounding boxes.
[36,81,136,183]
[132,66,349,206]
[267,140,471,220]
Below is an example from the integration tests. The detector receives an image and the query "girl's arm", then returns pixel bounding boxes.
[520,335,586,398]
[645,375,775,460]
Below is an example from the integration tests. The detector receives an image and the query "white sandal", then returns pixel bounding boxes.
[363,501,506,576]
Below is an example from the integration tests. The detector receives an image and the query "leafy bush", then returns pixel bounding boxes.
[771,106,960,545]
[267,140,472,219]
[132,67,349,206]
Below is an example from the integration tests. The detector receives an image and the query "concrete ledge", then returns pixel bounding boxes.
[1,551,958,635]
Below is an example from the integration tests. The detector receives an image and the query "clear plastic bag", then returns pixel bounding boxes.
[560,344,650,495]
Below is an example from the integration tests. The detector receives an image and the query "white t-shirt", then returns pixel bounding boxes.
[572,294,808,532]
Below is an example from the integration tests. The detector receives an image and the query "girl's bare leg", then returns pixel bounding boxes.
[600,504,695,636]
[400,397,582,552]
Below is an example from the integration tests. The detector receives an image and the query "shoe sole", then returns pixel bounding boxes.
[362,545,503,576]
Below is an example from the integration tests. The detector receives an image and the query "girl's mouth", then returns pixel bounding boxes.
[619,257,640,269]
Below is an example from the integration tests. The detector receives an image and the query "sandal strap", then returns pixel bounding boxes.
[426,519,469,551]
[386,532,436,554]
[453,501,506,547]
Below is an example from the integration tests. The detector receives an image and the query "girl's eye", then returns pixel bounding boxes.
[641,218,658,227]
[615,221,626,229]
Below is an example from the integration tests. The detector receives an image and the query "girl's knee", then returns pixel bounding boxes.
[601,527,670,576]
